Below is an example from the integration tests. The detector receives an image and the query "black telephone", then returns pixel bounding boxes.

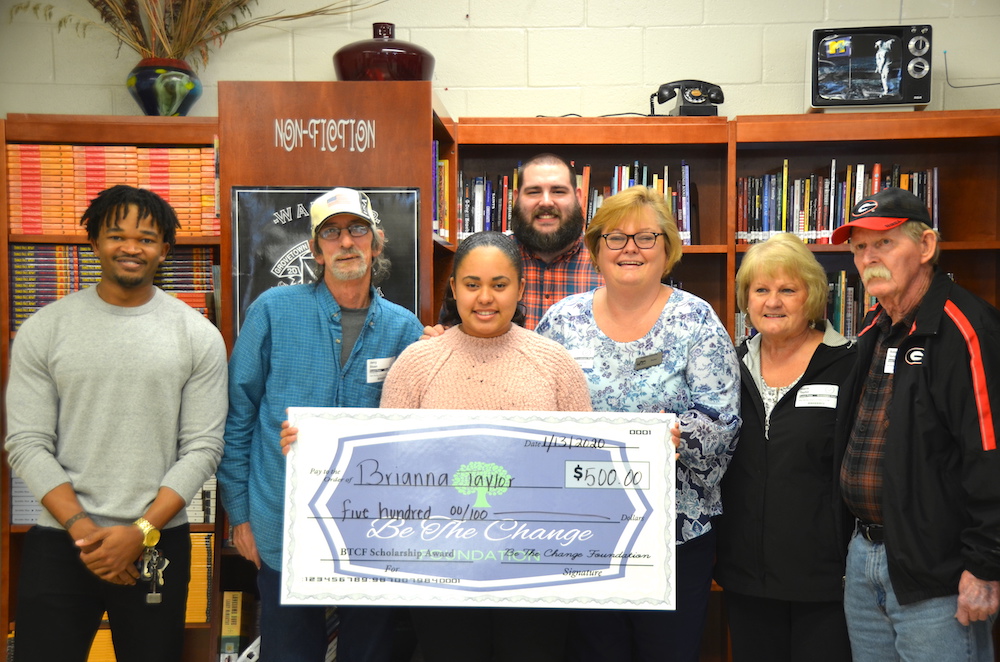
[650,80,725,116]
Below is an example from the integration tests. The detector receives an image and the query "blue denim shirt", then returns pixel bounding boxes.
[218,283,424,569]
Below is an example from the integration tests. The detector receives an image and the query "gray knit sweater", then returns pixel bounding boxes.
[5,286,228,530]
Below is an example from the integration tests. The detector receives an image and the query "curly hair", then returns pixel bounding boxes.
[81,185,179,246]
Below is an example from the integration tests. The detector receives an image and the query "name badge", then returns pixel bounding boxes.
[367,357,396,383]
[635,352,663,371]
[884,348,897,374]
[568,348,594,370]
[794,384,839,409]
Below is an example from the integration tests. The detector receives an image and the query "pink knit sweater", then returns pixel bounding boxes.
[380,324,592,412]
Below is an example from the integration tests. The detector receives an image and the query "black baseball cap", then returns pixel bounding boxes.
[831,187,931,245]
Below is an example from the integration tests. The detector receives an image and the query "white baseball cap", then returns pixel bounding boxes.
[309,187,380,234]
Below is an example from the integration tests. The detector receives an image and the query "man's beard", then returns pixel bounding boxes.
[107,259,151,289]
[109,272,147,289]
[329,248,370,281]
[510,199,585,255]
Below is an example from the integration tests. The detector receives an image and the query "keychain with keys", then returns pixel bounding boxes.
[140,547,169,604]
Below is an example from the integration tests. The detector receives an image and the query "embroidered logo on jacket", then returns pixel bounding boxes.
[905,347,925,365]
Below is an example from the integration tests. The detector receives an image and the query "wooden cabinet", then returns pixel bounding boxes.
[1,87,455,660]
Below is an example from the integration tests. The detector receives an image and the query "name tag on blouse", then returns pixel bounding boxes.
[367,357,397,383]
[635,352,663,371]
[794,384,839,408]
[568,348,594,370]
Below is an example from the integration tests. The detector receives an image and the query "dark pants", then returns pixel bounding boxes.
[256,562,397,662]
[724,590,851,662]
[568,528,717,662]
[411,607,569,662]
[14,524,191,662]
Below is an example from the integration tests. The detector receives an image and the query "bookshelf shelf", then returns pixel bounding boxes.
[446,109,1000,336]
[453,116,734,330]
[8,234,220,245]
[1,114,225,662]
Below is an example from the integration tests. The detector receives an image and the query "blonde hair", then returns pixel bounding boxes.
[584,185,683,277]
[736,233,828,325]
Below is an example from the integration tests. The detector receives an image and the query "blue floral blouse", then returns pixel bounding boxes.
[536,288,741,544]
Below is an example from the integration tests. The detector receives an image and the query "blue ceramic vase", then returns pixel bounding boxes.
[126,58,203,116]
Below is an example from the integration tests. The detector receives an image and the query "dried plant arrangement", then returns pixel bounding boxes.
[11,0,386,69]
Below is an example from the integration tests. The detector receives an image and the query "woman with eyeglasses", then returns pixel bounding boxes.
[536,185,741,662]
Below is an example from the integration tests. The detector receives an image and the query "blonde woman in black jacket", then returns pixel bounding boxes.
[714,233,855,662]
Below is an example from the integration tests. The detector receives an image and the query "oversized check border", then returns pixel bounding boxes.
[282,408,675,609]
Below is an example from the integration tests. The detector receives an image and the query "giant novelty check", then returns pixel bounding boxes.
[281,408,676,610]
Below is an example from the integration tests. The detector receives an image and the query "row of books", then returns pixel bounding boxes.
[431,140,450,241]
[8,243,217,331]
[736,160,939,244]
[6,143,219,237]
[440,161,696,245]
[187,475,218,525]
[734,270,876,343]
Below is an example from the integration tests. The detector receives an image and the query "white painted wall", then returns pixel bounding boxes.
[1,0,998,119]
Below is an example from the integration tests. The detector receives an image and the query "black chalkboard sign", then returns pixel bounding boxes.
[232,186,419,332]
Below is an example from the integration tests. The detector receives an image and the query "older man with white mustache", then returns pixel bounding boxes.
[831,187,1000,662]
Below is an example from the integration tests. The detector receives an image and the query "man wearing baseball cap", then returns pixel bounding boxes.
[832,187,1000,661]
[218,187,424,661]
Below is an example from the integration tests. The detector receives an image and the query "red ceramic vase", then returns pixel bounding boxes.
[334,23,435,81]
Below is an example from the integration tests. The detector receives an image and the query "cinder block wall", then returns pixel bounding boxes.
[1,0,998,118]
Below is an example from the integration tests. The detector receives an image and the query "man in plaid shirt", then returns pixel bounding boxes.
[433,154,603,332]
[510,153,604,329]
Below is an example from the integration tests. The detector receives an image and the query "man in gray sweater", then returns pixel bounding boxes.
[5,185,228,662]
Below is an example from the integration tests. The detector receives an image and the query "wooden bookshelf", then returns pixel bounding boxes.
[0,114,224,662]
[734,109,1000,316]
[448,110,1000,335]
[454,116,735,331]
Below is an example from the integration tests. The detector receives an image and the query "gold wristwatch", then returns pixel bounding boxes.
[133,517,161,548]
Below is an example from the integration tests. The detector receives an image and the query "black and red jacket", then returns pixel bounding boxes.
[835,269,1000,605]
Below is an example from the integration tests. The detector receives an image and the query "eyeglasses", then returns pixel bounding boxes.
[318,224,371,241]
[600,232,665,250]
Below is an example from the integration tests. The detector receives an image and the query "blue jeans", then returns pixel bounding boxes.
[257,562,397,662]
[844,532,996,662]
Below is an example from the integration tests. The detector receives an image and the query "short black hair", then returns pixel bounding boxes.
[81,185,179,246]
[441,231,527,328]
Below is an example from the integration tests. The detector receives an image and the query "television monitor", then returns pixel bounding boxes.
[810,25,932,108]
